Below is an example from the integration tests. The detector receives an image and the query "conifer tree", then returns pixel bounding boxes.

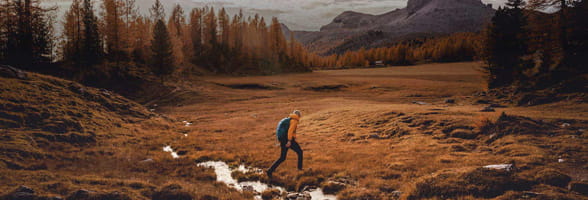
[1,0,54,69]
[81,0,103,66]
[151,19,174,83]
[189,8,203,65]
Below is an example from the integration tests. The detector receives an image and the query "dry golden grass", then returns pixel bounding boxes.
[2,62,587,199]
[156,62,587,199]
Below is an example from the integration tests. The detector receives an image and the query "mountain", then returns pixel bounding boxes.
[290,0,495,54]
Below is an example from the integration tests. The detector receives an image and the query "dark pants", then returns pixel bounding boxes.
[268,139,303,173]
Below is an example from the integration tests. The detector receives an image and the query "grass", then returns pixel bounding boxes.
[2,62,587,199]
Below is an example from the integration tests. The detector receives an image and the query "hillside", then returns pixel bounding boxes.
[0,66,248,200]
[291,0,495,54]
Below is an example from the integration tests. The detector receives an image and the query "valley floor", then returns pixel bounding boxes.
[156,62,588,199]
[1,62,586,199]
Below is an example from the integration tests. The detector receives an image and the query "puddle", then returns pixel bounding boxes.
[197,161,337,200]
[163,145,179,158]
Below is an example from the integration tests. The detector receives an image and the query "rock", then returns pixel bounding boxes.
[561,123,571,128]
[286,192,311,200]
[391,190,402,198]
[535,169,571,188]
[242,185,255,192]
[412,101,428,105]
[444,99,455,103]
[480,106,495,112]
[0,65,28,79]
[152,184,193,200]
[568,181,588,195]
[483,164,514,172]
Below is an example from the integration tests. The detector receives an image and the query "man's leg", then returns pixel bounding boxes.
[267,144,288,177]
[290,140,303,170]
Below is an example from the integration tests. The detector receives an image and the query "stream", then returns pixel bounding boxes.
[197,161,337,200]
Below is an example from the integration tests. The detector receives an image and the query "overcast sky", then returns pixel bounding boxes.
[45,0,506,31]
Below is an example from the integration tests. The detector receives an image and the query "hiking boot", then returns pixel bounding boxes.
[266,170,273,179]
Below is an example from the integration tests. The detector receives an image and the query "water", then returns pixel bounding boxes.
[197,161,337,200]
[163,145,179,159]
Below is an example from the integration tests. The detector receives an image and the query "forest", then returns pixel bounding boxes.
[0,0,328,83]
[0,0,586,91]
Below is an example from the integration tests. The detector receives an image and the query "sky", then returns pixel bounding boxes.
[45,0,507,31]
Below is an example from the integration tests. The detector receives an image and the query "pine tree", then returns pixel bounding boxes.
[482,0,528,88]
[151,19,174,83]
[81,0,103,66]
[189,8,203,65]
[1,0,55,69]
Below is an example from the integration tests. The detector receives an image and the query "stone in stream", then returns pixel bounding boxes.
[286,192,311,200]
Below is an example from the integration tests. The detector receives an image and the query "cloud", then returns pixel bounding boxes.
[45,0,506,31]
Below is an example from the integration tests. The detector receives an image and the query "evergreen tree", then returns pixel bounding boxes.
[482,0,528,88]
[81,0,103,66]
[189,8,203,66]
[1,0,54,69]
[150,19,174,83]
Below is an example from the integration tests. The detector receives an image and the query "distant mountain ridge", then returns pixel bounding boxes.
[289,0,495,54]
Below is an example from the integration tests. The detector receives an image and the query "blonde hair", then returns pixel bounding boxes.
[292,110,301,117]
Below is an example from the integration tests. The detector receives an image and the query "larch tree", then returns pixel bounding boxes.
[62,0,83,66]
[168,4,186,65]
[102,0,126,65]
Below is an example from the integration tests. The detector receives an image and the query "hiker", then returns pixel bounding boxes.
[267,110,303,179]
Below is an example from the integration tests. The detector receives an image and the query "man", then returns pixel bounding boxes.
[267,110,303,179]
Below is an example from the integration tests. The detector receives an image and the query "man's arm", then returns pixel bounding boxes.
[286,119,298,147]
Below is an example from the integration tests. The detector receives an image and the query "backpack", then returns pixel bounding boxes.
[276,117,291,143]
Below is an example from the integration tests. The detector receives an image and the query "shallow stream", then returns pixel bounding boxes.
[197,161,337,200]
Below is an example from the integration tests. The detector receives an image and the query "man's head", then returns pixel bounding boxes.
[292,110,301,118]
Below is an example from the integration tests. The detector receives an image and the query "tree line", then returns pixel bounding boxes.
[481,0,587,89]
[0,0,331,82]
[318,32,480,69]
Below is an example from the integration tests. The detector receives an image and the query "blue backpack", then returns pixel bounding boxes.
[276,117,291,143]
